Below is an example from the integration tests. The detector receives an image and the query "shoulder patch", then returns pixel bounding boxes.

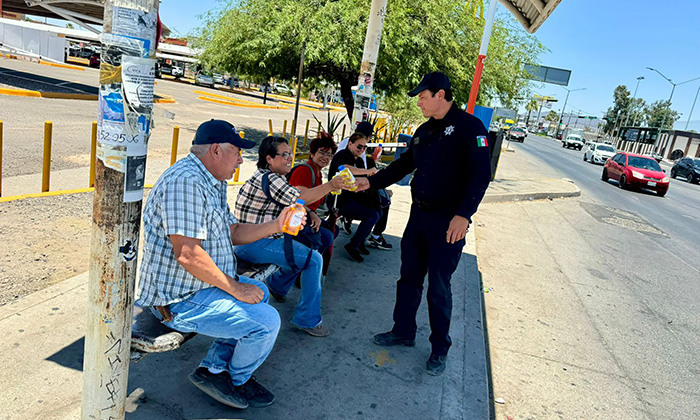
[476,135,489,147]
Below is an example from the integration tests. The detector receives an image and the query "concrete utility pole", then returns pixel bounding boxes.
[351,0,388,130]
[82,0,159,419]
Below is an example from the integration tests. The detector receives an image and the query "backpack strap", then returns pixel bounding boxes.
[261,171,313,272]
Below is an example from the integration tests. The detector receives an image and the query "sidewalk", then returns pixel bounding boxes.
[0,143,578,419]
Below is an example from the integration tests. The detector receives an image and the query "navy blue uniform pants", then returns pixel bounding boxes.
[392,204,465,356]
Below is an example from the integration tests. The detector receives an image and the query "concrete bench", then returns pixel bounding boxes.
[130,260,279,362]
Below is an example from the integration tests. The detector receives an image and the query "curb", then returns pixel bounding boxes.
[482,188,581,203]
[0,87,176,103]
[38,60,86,71]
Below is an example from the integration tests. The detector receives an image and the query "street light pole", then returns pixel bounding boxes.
[623,76,644,128]
[647,67,700,133]
[685,82,700,131]
[556,86,586,138]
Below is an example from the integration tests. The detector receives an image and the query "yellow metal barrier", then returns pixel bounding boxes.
[303,119,310,146]
[291,134,299,168]
[89,121,97,187]
[234,131,244,182]
[290,120,296,142]
[170,126,180,166]
[268,119,273,136]
[42,121,53,192]
[0,120,3,197]
[282,120,287,138]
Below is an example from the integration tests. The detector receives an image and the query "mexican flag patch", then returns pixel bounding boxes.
[477,135,488,147]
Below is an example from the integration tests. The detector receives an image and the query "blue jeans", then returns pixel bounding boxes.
[158,277,280,386]
[236,237,323,329]
[318,224,335,254]
[339,200,381,248]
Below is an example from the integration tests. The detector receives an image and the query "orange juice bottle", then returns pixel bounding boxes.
[282,199,306,236]
[331,165,357,195]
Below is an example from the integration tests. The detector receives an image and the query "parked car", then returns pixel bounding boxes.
[583,143,616,164]
[155,61,162,78]
[89,53,101,68]
[213,73,224,84]
[602,152,669,197]
[160,66,172,76]
[274,83,294,96]
[508,127,527,142]
[562,134,584,150]
[643,151,663,162]
[194,73,215,88]
[670,157,700,184]
[171,66,184,77]
[230,77,240,88]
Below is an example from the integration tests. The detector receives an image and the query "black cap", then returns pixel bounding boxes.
[408,72,451,97]
[193,119,256,149]
[355,121,374,137]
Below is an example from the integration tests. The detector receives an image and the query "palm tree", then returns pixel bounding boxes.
[525,100,539,127]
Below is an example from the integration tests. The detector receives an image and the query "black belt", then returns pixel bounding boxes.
[414,199,455,212]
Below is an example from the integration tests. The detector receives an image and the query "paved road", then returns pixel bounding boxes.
[499,135,700,419]
[0,58,342,180]
[512,134,700,269]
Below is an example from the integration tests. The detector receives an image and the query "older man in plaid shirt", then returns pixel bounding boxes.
[137,120,300,410]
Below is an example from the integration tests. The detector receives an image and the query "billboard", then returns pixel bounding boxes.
[524,64,571,86]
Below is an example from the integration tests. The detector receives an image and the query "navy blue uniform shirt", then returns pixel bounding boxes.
[369,103,492,221]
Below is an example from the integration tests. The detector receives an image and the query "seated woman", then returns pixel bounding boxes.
[288,132,339,276]
[234,136,350,337]
[328,132,381,263]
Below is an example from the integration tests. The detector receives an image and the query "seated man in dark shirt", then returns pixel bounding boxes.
[328,132,380,262]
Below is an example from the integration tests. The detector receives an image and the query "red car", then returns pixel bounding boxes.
[602,152,670,197]
[89,53,100,68]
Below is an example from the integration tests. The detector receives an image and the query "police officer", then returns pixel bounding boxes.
[356,72,492,375]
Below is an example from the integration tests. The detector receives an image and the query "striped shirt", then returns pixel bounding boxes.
[234,168,300,239]
[136,154,237,307]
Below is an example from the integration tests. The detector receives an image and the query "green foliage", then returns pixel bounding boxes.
[194,0,546,117]
[313,112,348,136]
[545,110,559,123]
[644,99,680,130]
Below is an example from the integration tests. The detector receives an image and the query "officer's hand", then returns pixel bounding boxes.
[308,211,321,232]
[229,278,264,304]
[354,177,370,191]
[446,215,470,244]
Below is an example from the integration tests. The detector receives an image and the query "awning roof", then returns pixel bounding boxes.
[497,0,564,34]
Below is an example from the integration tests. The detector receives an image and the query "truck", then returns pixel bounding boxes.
[561,127,585,150]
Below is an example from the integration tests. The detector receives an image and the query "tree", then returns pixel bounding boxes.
[602,85,632,134]
[525,99,538,125]
[644,99,680,130]
[545,110,559,123]
[195,0,546,118]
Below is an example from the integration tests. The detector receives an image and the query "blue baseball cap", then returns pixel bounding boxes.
[355,121,374,137]
[193,119,256,149]
[408,72,452,97]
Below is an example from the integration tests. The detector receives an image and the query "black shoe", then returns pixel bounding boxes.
[425,354,447,376]
[344,243,364,262]
[235,376,275,408]
[269,289,286,303]
[372,331,415,347]
[358,242,370,255]
[368,234,393,250]
[188,367,249,409]
[341,217,353,235]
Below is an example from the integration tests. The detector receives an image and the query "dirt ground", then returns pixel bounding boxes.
[0,192,95,306]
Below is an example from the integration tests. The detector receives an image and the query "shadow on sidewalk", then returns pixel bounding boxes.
[119,230,488,419]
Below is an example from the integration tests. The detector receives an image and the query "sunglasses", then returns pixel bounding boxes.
[355,144,368,151]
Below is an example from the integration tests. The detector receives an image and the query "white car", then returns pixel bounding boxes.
[171,66,184,77]
[562,134,584,150]
[584,143,616,164]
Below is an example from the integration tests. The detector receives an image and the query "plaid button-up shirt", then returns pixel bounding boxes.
[136,154,237,307]
[234,168,301,239]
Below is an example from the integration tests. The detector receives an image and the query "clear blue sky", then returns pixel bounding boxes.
[53,0,700,130]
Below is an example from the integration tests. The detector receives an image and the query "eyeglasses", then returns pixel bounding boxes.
[317,151,334,157]
[355,144,367,151]
[276,152,293,159]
